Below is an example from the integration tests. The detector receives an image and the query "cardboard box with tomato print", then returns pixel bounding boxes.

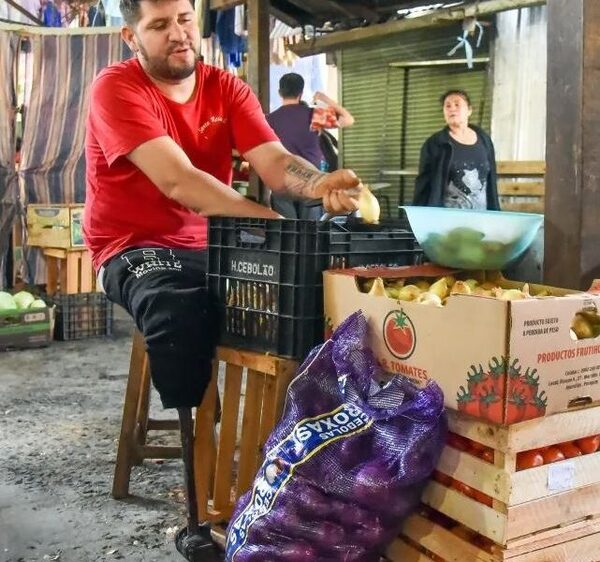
[323,264,600,424]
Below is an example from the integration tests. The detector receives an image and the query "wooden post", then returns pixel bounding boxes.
[247,0,270,204]
[545,0,600,289]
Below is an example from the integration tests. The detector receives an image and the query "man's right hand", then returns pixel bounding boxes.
[313,169,363,215]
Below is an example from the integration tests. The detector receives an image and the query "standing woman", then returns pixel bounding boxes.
[413,90,500,210]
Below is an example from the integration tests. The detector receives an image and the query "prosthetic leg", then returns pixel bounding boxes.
[174,407,224,562]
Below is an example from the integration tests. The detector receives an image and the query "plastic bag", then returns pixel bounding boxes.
[310,105,338,131]
[225,311,447,561]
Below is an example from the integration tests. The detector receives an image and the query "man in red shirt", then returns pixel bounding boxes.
[84,0,362,558]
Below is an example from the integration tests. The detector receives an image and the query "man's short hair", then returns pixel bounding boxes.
[120,0,145,25]
[120,0,192,26]
[440,89,471,107]
[279,73,305,99]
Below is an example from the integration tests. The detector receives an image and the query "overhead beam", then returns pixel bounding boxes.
[210,0,244,9]
[308,0,359,20]
[270,0,312,25]
[270,6,300,27]
[4,0,43,25]
[334,3,379,22]
[209,0,308,27]
[290,0,546,56]
[278,0,313,21]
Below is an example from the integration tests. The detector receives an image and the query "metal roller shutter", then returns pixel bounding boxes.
[340,25,492,216]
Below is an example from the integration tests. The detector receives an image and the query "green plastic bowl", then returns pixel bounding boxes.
[400,206,543,270]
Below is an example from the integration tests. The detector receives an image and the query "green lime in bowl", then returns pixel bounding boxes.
[400,206,543,270]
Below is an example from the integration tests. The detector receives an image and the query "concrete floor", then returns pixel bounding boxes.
[0,307,188,562]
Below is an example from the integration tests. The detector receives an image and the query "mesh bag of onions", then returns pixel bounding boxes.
[225,311,448,562]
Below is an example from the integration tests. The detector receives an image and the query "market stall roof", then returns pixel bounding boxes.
[268,1,480,29]
[269,0,545,56]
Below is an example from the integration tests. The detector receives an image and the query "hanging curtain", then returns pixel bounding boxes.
[20,30,128,204]
[491,6,547,160]
[0,30,18,289]
[18,28,129,283]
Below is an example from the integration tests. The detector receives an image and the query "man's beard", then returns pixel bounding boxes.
[138,42,200,81]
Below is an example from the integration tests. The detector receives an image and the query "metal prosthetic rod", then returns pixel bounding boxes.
[175,407,224,562]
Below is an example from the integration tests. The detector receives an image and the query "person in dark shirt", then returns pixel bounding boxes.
[267,73,354,219]
[413,89,500,210]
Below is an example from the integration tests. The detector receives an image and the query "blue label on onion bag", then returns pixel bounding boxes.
[226,402,373,560]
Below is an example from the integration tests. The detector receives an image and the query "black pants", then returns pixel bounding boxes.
[101,247,217,409]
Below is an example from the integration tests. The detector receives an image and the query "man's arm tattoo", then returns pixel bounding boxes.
[283,160,326,199]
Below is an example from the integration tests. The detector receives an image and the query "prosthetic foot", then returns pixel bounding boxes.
[175,407,224,562]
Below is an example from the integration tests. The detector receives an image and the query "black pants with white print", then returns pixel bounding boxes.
[101,247,218,409]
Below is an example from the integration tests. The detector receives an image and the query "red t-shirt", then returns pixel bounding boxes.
[84,58,278,270]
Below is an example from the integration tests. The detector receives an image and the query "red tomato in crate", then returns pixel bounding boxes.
[450,480,477,501]
[447,433,470,452]
[479,449,495,464]
[432,470,453,487]
[557,441,582,459]
[575,435,600,454]
[471,489,494,507]
[516,450,544,470]
[467,439,486,453]
[542,447,565,464]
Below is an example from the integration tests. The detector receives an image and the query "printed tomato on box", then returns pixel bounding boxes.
[383,310,416,359]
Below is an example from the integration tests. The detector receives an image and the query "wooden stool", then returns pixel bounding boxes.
[112,329,182,499]
[193,347,298,524]
[112,331,298,504]
[43,247,99,295]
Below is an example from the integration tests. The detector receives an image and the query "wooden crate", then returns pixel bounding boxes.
[43,247,99,295]
[421,407,600,547]
[26,204,84,249]
[193,346,298,523]
[387,509,600,562]
[497,160,545,214]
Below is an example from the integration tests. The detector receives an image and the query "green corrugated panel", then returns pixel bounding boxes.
[340,25,492,216]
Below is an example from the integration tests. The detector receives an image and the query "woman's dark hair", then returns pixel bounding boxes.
[440,89,471,107]
[279,73,305,99]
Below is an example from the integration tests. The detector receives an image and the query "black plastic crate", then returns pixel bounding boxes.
[50,292,113,341]
[208,216,422,360]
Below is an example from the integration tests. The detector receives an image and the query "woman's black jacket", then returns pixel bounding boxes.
[412,125,500,210]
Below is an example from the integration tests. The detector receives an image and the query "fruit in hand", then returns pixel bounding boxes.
[357,187,380,224]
